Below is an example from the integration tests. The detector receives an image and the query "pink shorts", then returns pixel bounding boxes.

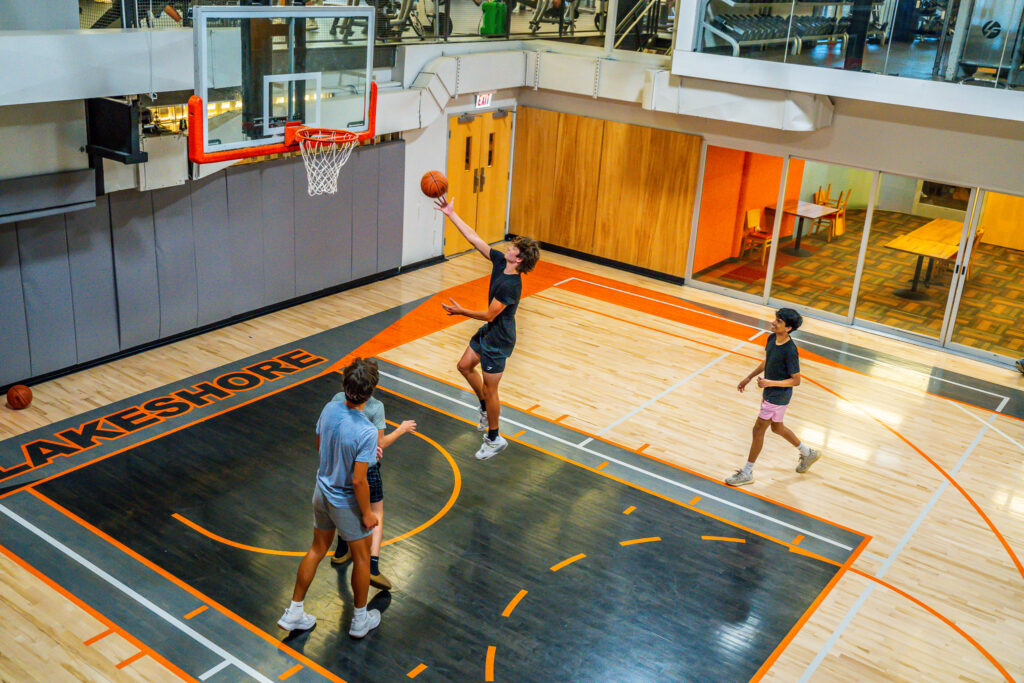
[758,400,788,422]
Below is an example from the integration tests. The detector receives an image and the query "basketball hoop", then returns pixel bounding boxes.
[294,127,360,197]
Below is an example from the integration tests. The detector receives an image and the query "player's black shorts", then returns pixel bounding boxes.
[367,463,383,503]
[470,326,514,374]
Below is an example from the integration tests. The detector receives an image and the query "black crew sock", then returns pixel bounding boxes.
[487,428,499,441]
[334,539,348,557]
[479,399,487,412]
[370,555,380,575]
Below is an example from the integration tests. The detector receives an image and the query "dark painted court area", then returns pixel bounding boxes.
[38,375,841,681]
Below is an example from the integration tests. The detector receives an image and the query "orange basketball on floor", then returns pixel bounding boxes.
[7,384,32,410]
[421,170,448,199]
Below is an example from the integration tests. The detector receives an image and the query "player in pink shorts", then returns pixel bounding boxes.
[726,308,821,487]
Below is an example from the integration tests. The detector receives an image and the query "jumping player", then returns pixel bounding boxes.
[434,196,540,460]
[277,358,383,638]
[726,308,821,486]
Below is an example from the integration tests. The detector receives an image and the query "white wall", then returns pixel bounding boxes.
[0,101,88,181]
[798,161,875,210]
[876,174,919,214]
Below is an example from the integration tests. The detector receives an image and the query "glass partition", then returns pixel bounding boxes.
[768,160,875,318]
[690,145,787,297]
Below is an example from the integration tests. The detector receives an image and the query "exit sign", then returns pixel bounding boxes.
[476,92,493,108]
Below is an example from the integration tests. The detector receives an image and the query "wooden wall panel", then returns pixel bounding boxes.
[592,121,701,277]
[550,113,604,254]
[509,107,561,243]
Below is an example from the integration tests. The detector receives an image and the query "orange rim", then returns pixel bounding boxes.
[295,127,359,147]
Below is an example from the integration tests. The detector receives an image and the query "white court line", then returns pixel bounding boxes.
[580,335,757,447]
[0,504,276,683]
[555,277,1010,402]
[379,369,853,551]
[953,400,1024,453]
[199,660,233,680]
[798,406,1002,682]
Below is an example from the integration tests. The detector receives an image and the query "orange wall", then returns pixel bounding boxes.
[692,148,804,275]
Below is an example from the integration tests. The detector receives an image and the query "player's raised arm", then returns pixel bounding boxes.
[434,197,491,259]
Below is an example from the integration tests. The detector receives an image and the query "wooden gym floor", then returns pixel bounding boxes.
[1,250,1022,681]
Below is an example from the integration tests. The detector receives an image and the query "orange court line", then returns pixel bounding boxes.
[173,514,305,557]
[25,489,349,683]
[83,628,114,646]
[501,590,528,617]
[183,605,208,619]
[637,443,650,452]
[279,664,303,680]
[793,535,804,546]
[550,553,586,571]
[620,537,661,546]
[0,543,195,682]
[115,651,146,670]
[554,414,570,423]
[623,506,636,515]
[511,430,526,438]
[485,646,496,682]
[407,663,428,678]
[689,496,701,505]
[701,536,745,543]
[595,461,609,470]
[526,404,540,412]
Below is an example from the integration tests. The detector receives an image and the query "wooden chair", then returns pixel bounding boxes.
[813,184,832,205]
[740,209,773,266]
[817,189,850,241]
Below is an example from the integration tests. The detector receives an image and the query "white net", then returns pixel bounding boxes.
[297,130,358,196]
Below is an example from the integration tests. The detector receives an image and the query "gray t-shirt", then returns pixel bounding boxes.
[762,333,801,406]
[315,402,377,508]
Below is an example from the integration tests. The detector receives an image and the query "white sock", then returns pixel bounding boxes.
[797,443,811,456]
[289,600,304,612]
[354,606,367,619]
[741,462,754,474]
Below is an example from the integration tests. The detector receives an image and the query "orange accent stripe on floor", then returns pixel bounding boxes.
[554,414,570,423]
[183,605,208,619]
[485,646,496,682]
[115,652,146,670]
[595,461,609,470]
[25,489,348,683]
[622,506,636,515]
[526,404,540,412]
[279,664,303,680]
[512,430,526,438]
[501,590,528,617]
[793,535,804,546]
[83,628,114,646]
[407,663,428,678]
[0,545,193,682]
[620,537,661,546]
[637,443,650,452]
[701,536,745,543]
[550,553,586,571]
[173,514,305,557]
[689,496,701,506]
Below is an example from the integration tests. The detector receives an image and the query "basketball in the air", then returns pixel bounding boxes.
[421,170,448,199]
[7,384,32,410]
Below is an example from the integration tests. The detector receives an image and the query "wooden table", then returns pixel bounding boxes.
[883,218,964,300]
[766,200,838,256]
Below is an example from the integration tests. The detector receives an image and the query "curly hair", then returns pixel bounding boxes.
[511,236,540,274]
[342,357,379,404]
[776,308,803,332]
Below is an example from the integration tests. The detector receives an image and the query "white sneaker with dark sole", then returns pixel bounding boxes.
[277,609,316,631]
[725,469,754,486]
[349,609,381,638]
[477,410,488,432]
[475,435,508,460]
[796,449,821,473]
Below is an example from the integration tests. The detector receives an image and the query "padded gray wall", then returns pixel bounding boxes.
[0,141,406,387]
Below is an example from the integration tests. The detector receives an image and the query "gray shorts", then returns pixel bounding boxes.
[312,485,373,542]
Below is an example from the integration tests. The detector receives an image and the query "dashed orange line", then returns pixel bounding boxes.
[526,404,540,412]
[689,496,701,505]
[620,537,661,546]
[115,652,146,670]
[550,553,586,571]
[83,628,114,646]
[623,506,636,515]
[511,430,526,438]
[485,646,496,681]
[554,414,570,423]
[793,535,804,546]
[502,590,528,617]
[595,461,609,470]
[407,663,428,678]
[702,536,745,543]
[637,443,650,452]
[279,664,303,680]
[184,605,208,619]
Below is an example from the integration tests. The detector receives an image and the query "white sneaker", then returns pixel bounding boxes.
[277,608,316,631]
[725,469,754,486]
[477,409,489,432]
[475,435,508,460]
[349,609,381,638]
[796,448,821,473]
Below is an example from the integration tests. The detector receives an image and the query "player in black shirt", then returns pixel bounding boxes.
[726,308,821,486]
[435,197,540,460]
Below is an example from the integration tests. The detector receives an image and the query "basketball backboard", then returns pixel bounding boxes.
[188,5,376,164]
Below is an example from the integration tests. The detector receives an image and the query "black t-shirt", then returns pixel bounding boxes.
[763,333,800,405]
[480,248,522,353]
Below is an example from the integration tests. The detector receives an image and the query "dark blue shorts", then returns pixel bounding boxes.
[367,463,383,503]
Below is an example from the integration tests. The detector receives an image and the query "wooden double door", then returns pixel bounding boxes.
[444,111,513,256]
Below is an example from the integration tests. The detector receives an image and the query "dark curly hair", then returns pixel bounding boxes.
[511,236,540,274]
[342,357,379,404]
[776,308,803,332]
